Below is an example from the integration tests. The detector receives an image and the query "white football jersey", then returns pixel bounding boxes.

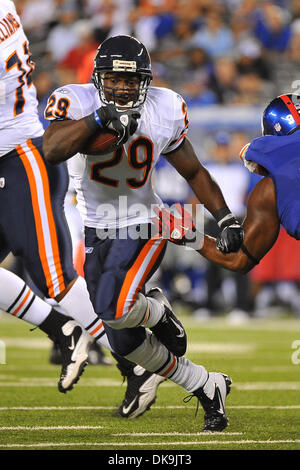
[0,0,43,156]
[45,84,189,229]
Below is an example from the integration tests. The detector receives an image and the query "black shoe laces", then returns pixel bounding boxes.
[183,394,200,417]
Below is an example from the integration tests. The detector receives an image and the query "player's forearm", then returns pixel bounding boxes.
[43,119,93,164]
[197,235,254,274]
[188,166,229,216]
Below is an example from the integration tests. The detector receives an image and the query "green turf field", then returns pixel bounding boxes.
[0,310,300,451]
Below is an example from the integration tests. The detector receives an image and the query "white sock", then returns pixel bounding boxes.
[140,296,165,328]
[57,276,112,350]
[125,330,208,392]
[0,268,51,326]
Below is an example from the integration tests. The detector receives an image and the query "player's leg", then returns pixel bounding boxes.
[0,266,93,393]
[124,329,231,431]
[83,227,171,418]
[0,144,96,392]
[85,225,187,356]
[109,351,165,419]
[84,225,231,430]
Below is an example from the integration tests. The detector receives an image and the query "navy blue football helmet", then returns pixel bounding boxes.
[93,35,153,108]
[262,93,300,136]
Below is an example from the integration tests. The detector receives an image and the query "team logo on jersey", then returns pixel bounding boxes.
[0,178,5,188]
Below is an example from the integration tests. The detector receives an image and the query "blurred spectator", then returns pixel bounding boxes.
[150,16,198,87]
[129,0,177,52]
[34,70,59,128]
[191,10,235,58]
[18,0,55,36]
[230,0,258,29]
[46,3,81,63]
[235,37,271,80]
[58,20,98,81]
[178,47,217,106]
[87,0,132,43]
[253,1,292,54]
[291,0,300,20]
[273,19,300,94]
[234,71,275,105]
[211,56,239,104]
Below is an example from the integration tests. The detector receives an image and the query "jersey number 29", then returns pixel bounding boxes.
[91,137,154,189]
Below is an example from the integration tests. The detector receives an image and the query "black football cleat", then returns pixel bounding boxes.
[191,372,232,431]
[119,365,165,419]
[57,320,94,393]
[148,287,187,356]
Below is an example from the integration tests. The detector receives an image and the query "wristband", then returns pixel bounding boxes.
[84,110,103,132]
[93,110,103,127]
[212,207,235,228]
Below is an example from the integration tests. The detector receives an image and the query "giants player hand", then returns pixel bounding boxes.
[216,218,244,253]
[153,203,196,245]
[96,104,140,145]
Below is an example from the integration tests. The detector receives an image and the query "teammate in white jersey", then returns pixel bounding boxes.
[0,1,160,412]
[0,0,97,393]
[43,35,244,431]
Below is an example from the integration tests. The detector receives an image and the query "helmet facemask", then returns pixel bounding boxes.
[93,70,151,109]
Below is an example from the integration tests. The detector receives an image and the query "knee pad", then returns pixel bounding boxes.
[104,323,146,356]
[103,292,148,330]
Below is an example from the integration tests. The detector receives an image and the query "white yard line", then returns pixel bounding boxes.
[0,426,103,430]
[1,379,300,390]
[0,427,242,435]
[111,432,243,436]
[0,440,300,448]
[0,337,255,354]
[0,405,299,411]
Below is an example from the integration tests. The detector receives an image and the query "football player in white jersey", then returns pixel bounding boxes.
[0,0,159,411]
[0,0,97,393]
[43,35,244,431]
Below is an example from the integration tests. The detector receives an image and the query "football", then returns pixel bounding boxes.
[82,129,119,155]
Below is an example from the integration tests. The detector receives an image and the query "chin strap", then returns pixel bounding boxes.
[241,243,260,265]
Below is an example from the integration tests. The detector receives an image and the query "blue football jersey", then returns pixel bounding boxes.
[246,131,300,239]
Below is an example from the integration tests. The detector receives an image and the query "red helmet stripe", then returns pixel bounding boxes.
[280,95,300,125]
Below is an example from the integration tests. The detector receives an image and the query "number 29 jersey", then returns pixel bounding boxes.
[44,84,189,229]
[0,0,43,156]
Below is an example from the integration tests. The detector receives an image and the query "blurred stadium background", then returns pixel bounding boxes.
[2,0,300,322]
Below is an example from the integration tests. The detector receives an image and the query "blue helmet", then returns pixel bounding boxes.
[262,93,300,136]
